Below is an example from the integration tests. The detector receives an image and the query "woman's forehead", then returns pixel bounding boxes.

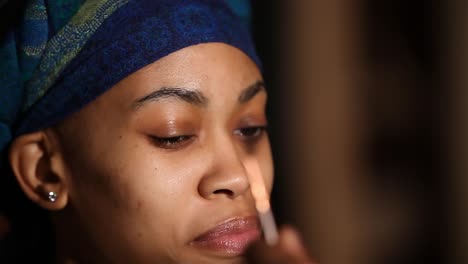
[111,43,262,102]
[58,43,264,131]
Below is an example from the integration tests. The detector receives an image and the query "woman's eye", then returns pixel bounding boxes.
[149,135,193,149]
[234,126,267,140]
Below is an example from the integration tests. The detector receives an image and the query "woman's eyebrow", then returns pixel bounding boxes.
[132,80,265,111]
[132,87,208,110]
[238,80,265,104]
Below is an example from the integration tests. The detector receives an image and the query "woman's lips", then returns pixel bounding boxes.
[191,216,261,255]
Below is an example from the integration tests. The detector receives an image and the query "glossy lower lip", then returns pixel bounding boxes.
[190,216,261,256]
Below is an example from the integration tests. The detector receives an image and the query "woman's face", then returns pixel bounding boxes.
[55,43,273,263]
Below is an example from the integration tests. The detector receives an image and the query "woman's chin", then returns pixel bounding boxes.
[178,253,249,264]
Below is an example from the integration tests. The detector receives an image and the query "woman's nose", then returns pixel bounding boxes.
[197,144,250,200]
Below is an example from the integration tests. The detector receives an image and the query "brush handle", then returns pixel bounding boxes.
[259,209,279,246]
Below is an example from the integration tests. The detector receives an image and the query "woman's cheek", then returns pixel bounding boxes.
[258,137,274,194]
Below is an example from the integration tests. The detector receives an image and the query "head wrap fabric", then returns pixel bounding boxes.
[0,0,86,155]
[0,0,260,157]
[224,0,252,29]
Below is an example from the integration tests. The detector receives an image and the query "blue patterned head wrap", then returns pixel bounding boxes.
[0,0,260,158]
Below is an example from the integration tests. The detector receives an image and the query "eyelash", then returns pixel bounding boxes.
[149,135,194,149]
[234,126,268,141]
[149,126,267,150]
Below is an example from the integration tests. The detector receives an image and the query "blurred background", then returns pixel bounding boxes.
[251,0,456,263]
[1,0,467,263]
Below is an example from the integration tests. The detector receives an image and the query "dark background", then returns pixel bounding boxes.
[251,0,445,263]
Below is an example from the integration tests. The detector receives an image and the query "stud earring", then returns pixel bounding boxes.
[47,191,57,202]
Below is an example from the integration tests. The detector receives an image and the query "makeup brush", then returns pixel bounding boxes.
[244,157,279,246]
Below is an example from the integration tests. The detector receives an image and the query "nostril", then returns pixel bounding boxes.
[213,189,234,197]
[199,174,250,200]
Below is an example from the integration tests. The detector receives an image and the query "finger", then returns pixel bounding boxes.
[246,226,316,264]
[278,226,314,263]
[278,226,309,258]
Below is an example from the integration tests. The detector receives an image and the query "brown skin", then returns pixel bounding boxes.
[9,43,313,263]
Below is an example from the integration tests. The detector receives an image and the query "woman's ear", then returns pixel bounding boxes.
[8,130,68,210]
